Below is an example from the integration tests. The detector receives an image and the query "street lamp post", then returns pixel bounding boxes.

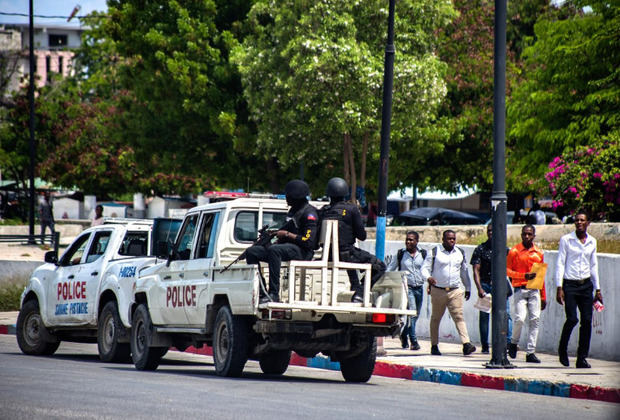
[28,0,36,244]
[486,0,513,369]
[375,0,396,262]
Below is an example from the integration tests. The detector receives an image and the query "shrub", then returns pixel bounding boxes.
[545,134,619,221]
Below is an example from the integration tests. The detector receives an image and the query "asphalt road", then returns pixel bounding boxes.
[0,336,617,420]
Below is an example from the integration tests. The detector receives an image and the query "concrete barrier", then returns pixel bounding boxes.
[366,223,620,245]
[360,240,620,361]
[0,261,43,284]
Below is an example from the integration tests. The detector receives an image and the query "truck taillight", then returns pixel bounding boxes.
[371,313,394,324]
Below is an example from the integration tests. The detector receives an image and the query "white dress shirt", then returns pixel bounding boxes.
[421,245,471,291]
[554,232,600,290]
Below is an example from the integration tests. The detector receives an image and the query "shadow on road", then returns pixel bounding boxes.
[105,362,374,385]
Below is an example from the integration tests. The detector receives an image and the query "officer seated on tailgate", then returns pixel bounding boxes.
[245,180,319,303]
[321,177,386,303]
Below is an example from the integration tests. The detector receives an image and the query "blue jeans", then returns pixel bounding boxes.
[406,286,424,342]
[479,282,513,346]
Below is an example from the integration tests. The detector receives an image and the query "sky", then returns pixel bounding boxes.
[0,0,108,27]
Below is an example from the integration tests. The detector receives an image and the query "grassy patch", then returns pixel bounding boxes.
[0,275,28,311]
[0,284,24,311]
[0,218,25,226]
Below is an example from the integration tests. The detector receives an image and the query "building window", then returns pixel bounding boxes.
[45,56,51,83]
[58,56,64,74]
[49,34,68,48]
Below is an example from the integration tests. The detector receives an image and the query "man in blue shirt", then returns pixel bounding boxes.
[471,224,512,354]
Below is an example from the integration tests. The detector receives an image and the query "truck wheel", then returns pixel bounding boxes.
[213,305,248,377]
[131,304,166,371]
[259,350,291,375]
[98,301,131,363]
[339,336,377,383]
[16,300,60,356]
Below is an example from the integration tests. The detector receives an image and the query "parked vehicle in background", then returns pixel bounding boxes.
[16,218,182,362]
[393,207,484,226]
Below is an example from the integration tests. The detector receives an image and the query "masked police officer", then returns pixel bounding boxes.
[246,179,319,303]
[321,177,386,303]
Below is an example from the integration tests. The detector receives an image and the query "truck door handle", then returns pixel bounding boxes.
[91,271,98,276]
[68,275,75,279]
[203,272,209,277]
[163,275,171,280]
[179,273,184,278]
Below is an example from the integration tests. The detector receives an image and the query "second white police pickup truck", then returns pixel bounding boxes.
[131,198,414,382]
[16,218,181,362]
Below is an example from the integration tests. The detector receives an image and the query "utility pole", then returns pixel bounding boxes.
[28,0,36,244]
[486,0,513,369]
[375,0,395,262]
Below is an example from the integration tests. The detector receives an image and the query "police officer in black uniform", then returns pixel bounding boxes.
[322,177,386,303]
[246,180,319,303]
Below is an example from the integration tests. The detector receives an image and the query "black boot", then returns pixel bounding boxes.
[508,342,518,359]
[558,347,569,367]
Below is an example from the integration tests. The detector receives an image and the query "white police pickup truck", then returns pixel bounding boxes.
[130,198,414,382]
[16,218,181,362]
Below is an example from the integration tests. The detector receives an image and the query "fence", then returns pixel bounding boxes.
[0,232,60,257]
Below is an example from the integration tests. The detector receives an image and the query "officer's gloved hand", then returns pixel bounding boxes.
[464,291,471,301]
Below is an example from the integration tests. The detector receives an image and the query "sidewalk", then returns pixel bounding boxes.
[2,311,617,403]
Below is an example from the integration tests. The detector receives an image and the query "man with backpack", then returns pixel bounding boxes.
[321,177,386,303]
[387,231,426,350]
[422,230,476,356]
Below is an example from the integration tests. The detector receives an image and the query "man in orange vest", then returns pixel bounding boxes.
[507,224,546,363]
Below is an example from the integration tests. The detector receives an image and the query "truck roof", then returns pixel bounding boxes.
[186,198,326,216]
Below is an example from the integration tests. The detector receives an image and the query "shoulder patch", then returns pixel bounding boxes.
[307,213,317,221]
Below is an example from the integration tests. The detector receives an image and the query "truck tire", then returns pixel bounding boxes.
[131,304,166,371]
[16,300,60,356]
[98,301,131,363]
[259,350,291,375]
[339,336,377,383]
[213,305,248,377]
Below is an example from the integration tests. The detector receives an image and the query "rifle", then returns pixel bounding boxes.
[219,224,277,273]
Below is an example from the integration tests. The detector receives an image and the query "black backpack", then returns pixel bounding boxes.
[396,247,427,270]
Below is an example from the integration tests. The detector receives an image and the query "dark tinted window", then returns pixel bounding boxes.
[49,34,67,47]
[234,211,287,243]
[119,232,148,257]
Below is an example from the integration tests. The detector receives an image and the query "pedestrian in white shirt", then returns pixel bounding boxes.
[555,210,603,369]
[422,230,476,356]
[91,205,104,227]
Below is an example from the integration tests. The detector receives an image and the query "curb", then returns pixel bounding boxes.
[0,324,16,335]
[4,326,618,404]
[183,345,620,404]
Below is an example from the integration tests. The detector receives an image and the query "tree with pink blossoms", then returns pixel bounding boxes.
[545,134,619,221]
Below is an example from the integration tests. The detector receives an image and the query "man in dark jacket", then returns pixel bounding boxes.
[321,177,385,303]
[246,179,319,303]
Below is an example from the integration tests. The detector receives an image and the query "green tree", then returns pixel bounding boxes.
[507,1,619,192]
[233,0,455,198]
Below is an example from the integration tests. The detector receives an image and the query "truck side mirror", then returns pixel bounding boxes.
[156,241,169,259]
[166,248,177,267]
[44,251,58,264]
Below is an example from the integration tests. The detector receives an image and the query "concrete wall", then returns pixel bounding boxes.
[0,261,43,284]
[368,223,620,245]
[359,240,620,361]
